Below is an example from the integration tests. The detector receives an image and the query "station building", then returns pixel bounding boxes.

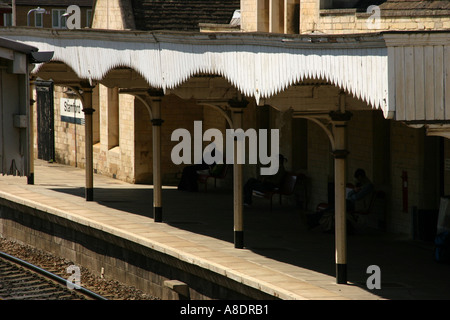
[1,1,448,284]
[35,0,449,237]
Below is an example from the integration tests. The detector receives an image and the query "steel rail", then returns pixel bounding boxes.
[0,250,107,300]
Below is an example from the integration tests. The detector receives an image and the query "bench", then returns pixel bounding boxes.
[253,172,301,211]
[349,190,386,216]
[197,164,229,192]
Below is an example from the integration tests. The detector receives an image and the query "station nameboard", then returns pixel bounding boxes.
[60,98,84,125]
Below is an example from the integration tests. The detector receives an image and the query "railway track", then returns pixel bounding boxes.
[0,251,107,300]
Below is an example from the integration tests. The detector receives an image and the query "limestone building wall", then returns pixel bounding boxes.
[240,0,450,34]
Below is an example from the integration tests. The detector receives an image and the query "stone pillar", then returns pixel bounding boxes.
[82,86,95,201]
[299,0,320,34]
[330,110,352,284]
[150,90,164,222]
[284,0,298,34]
[269,0,281,33]
[91,0,135,30]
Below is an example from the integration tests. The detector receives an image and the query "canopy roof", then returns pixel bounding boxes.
[0,27,448,122]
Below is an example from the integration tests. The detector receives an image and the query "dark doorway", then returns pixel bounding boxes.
[36,81,55,162]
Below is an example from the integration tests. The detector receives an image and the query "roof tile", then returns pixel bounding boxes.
[13,0,93,7]
[131,0,240,31]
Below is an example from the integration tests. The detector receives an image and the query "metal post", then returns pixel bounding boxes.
[330,110,352,284]
[12,0,16,26]
[232,109,244,248]
[82,86,94,201]
[27,77,36,185]
[150,91,164,222]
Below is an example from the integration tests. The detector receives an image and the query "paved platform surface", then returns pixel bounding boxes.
[0,160,449,300]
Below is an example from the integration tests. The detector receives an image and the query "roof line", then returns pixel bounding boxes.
[0,27,388,49]
[0,36,37,53]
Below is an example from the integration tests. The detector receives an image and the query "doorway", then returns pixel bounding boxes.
[36,81,55,162]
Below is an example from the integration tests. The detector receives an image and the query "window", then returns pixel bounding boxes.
[52,9,66,28]
[35,12,43,27]
[107,87,120,149]
[3,13,12,26]
[86,9,92,28]
[320,0,362,9]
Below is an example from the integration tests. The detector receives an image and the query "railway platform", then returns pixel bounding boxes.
[0,160,449,300]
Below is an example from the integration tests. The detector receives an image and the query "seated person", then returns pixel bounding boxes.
[346,168,374,212]
[178,149,220,192]
[307,168,374,232]
[243,154,287,206]
[177,162,211,192]
[197,163,226,177]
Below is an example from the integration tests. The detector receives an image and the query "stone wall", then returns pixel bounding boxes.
[52,86,86,168]
[240,0,450,34]
[0,198,274,300]
[314,9,450,35]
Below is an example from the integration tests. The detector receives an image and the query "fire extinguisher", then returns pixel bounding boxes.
[401,171,408,213]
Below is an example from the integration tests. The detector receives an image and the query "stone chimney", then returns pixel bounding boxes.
[299,0,320,34]
[92,0,135,30]
[240,0,301,34]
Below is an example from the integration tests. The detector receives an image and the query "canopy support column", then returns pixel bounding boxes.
[231,108,244,248]
[27,76,36,185]
[149,90,164,222]
[229,98,248,249]
[81,85,95,201]
[330,109,352,284]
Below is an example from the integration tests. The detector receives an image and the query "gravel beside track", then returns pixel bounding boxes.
[0,238,159,300]
[0,255,91,300]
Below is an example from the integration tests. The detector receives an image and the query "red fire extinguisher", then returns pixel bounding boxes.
[401,171,408,213]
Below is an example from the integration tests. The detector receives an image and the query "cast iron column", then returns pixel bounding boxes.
[232,108,244,248]
[150,90,164,222]
[330,110,352,284]
[82,86,95,201]
[229,98,248,249]
[27,76,36,185]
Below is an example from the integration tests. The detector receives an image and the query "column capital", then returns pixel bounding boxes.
[79,81,96,92]
[228,97,249,110]
[81,87,94,94]
[329,111,352,122]
[151,118,164,126]
[82,108,95,115]
[332,149,349,159]
[147,88,165,99]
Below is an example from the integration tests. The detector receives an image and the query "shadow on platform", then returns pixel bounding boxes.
[50,184,450,300]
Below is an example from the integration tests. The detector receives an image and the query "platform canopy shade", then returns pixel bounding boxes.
[0,28,391,119]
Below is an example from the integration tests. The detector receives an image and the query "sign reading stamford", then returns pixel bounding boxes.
[60,97,84,125]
